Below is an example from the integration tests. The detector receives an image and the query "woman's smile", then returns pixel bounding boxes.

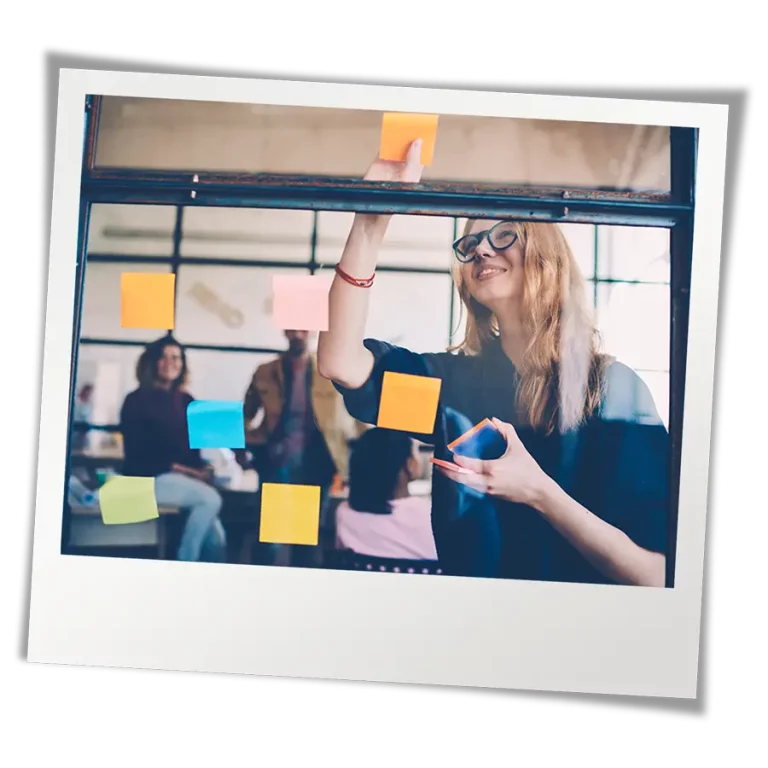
[473,262,509,282]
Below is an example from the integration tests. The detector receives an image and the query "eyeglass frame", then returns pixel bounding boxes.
[452,220,520,263]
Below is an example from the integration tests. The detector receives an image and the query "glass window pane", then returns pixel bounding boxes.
[96,97,670,192]
[81,262,173,342]
[174,265,305,349]
[596,282,669,373]
[366,273,453,353]
[185,350,273,403]
[559,223,595,280]
[75,343,143,425]
[180,207,313,261]
[636,370,669,429]
[597,225,670,282]
[316,212,453,270]
[74,345,279,427]
[87,204,175,256]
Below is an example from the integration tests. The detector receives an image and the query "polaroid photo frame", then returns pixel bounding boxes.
[27,69,728,699]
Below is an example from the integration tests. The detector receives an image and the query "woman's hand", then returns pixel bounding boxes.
[363,138,425,184]
[435,418,554,509]
[171,463,214,484]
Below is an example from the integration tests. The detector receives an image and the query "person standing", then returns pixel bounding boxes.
[243,330,364,566]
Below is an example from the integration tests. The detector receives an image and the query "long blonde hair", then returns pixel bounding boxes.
[451,220,607,434]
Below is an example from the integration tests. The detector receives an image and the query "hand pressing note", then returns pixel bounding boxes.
[364,138,425,184]
[434,417,552,509]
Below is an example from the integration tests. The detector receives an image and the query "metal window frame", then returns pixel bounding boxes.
[64,95,695,587]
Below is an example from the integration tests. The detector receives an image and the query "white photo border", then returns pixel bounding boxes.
[27,69,728,699]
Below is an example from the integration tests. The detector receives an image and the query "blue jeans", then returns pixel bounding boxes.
[155,473,226,562]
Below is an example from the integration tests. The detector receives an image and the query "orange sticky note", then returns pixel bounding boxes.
[272,275,331,332]
[259,483,321,546]
[379,112,439,165]
[121,272,176,329]
[377,371,442,434]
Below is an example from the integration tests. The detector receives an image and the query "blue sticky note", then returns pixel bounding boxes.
[448,418,507,460]
[187,400,245,449]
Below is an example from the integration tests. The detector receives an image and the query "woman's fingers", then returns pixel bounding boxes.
[406,138,422,165]
[452,454,485,473]
[435,465,489,493]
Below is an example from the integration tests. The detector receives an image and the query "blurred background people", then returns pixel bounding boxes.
[243,329,364,566]
[120,335,226,563]
[336,429,437,560]
[71,383,94,451]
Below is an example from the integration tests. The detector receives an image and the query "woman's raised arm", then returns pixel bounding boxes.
[317,139,424,389]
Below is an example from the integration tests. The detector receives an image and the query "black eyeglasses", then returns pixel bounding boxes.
[452,221,519,263]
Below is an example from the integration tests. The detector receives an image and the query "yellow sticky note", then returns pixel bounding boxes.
[259,483,321,546]
[377,371,442,434]
[121,272,176,329]
[379,112,439,165]
[98,476,159,525]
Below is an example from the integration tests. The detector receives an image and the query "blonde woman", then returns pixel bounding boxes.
[318,140,669,587]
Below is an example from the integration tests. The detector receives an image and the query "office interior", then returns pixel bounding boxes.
[65,97,679,576]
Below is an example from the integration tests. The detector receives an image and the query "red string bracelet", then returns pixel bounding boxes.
[334,263,375,288]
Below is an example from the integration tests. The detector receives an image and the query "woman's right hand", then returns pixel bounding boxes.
[318,139,425,388]
[362,138,425,184]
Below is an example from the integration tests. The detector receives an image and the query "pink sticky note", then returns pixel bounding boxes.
[272,275,332,332]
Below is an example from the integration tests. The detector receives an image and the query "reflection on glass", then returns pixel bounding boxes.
[95,97,670,191]
[75,344,144,426]
[81,262,173,343]
[180,207,313,261]
[367,272,453,353]
[598,225,670,282]
[597,281,670,382]
[559,223,596,280]
[185,349,273,403]
[175,265,308,349]
[88,204,175,256]
[317,211,453,269]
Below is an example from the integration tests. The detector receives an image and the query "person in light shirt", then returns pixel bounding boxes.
[336,428,437,561]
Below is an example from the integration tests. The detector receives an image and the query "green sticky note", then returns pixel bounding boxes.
[98,476,159,525]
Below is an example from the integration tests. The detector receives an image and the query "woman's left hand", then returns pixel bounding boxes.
[435,418,552,509]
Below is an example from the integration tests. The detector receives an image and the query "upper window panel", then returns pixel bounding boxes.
[87,204,175,256]
[180,207,313,261]
[94,97,671,192]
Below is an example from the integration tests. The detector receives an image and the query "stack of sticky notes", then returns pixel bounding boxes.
[379,112,439,165]
[121,272,176,330]
[448,418,507,460]
[377,371,442,435]
[430,418,507,476]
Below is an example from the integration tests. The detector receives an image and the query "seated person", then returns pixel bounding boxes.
[120,335,226,563]
[336,429,437,560]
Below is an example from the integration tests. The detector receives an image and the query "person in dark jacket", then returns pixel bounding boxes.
[121,335,226,562]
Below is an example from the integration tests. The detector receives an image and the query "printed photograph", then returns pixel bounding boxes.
[63,96,694,588]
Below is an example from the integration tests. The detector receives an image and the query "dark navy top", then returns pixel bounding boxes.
[334,337,669,584]
[121,387,204,478]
